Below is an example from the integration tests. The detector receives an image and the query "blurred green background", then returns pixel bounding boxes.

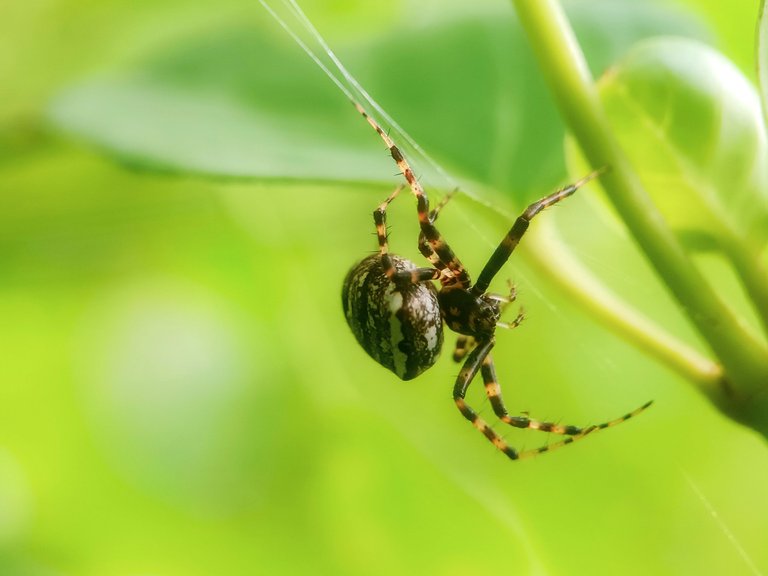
[2,0,768,574]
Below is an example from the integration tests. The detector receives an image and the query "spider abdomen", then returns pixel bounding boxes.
[342,254,444,380]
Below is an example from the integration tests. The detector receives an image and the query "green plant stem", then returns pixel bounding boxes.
[758,0,768,127]
[509,0,768,431]
[526,218,724,394]
[720,229,768,339]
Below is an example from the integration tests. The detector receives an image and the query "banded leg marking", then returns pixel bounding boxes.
[452,339,585,460]
[353,101,471,287]
[371,185,439,284]
[496,309,525,331]
[481,354,653,435]
[417,189,461,274]
[454,339,652,460]
[372,185,404,279]
[472,169,605,296]
[452,335,476,363]
[373,185,404,255]
[481,354,585,435]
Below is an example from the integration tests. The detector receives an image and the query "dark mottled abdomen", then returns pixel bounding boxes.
[342,254,443,380]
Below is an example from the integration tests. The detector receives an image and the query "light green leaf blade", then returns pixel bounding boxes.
[50,77,386,182]
[47,3,707,197]
[572,37,768,249]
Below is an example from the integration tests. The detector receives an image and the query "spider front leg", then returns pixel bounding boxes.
[472,170,605,296]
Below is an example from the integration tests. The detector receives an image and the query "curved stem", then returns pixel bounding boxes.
[509,0,768,425]
[526,217,724,396]
[720,228,768,339]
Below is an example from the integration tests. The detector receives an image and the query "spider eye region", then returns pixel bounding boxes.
[439,286,500,337]
[342,254,444,380]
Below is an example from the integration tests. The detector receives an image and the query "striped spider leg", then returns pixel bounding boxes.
[354,102,471,288]
[342,101,652,461]
[439,176,651,459]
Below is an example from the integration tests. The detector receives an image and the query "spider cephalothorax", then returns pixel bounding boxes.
[439,286,502,337]
[342,101,651,460]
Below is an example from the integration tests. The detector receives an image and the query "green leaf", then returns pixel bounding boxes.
[581,37,768,249]
[673,0,761,75]
[50,77,387,182]
[47,2,707,196]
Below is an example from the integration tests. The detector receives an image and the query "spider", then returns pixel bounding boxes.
[341,101,652,461]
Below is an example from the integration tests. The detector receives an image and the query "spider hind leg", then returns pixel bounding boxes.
[454,338,652,460]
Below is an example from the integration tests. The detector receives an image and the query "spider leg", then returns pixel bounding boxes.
[488,283,524,329]
[481,353,652,434]
[486,290,516,306]
[483,352,653,435]
[454,339,651,460]
[373,185,403,258]
[373,185,440,283]
[499,280,518,307]
[354,102,471,287]
[418,188,459,270]
[453,339,589,460]
[418,231,446,270]
[416,189,462,278]
[429,188,459,222]
[496,310,524,331]
[480,353,585,435]
[452,335,476,363]
[472,170,604,296]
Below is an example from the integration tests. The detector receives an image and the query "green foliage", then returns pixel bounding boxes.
[532,0,768,433]
[2,1,768,575]
[595,38,768,248]
[48,2,708,194]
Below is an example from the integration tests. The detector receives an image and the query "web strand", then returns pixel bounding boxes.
[259,0,460,194]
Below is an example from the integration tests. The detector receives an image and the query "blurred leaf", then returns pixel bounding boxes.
[0,450,29,546]
[50,77,387,181]
[673,0,760,75]
[9,2,768,575]
[573,37,768,249]
[75,280,279,514]
[48,2,707,197]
